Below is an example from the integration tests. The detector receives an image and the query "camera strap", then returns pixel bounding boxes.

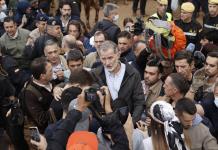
[88,105,103,121]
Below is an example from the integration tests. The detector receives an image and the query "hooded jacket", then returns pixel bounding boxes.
[14,1,35,30]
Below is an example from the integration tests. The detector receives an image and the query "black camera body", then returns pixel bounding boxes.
[133,17,145,35]
[84,87,99,102]
[84,85,105,103]
[84,84,106,118]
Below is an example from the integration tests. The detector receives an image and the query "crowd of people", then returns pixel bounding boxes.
[0,0,218,149]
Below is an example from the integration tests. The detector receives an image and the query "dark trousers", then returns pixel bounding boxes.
[132,0,147,15]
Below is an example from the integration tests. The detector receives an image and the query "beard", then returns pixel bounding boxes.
[144,78,159,86]
[63,14,71,19]
[105,60,120,73]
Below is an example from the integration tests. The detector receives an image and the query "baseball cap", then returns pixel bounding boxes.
[36,14,48,21]
[47,17,61,26]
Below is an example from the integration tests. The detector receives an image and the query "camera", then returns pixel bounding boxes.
[29,127,40,142]
[133,17,145,35]
[84,84,105,103]
[84,84,106,118]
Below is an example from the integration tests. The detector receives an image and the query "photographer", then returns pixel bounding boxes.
[30,82,129,150]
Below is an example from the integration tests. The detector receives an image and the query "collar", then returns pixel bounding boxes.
[149,79,163,93]
[61,16,71,26]
[33,79,53,92]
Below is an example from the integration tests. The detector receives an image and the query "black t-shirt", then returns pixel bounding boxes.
[174,19,202,46]
[203,14,218,32]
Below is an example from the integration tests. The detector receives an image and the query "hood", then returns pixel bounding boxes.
[17,1,30,14]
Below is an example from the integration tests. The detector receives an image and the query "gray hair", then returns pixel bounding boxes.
[62,35,77,49]
[98,40,118,55]
[44,40,59,55]
[44,39,58,48]
[103,3,119,17]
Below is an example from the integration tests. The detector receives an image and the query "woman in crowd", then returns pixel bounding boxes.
[67,20,92,52]
[123,17,134,33]
[142,100,187,150]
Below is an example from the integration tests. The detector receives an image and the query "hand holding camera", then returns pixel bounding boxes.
[76,88,91,112]
[98,86,112,114]
[83,84,112,116]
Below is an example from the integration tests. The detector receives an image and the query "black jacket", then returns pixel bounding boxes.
[90,19,121,43]
[92,63,145,125]
[25,34,61,59]
[120,48,137,66]
[174,19,202,47]
[47,109,82,150]
[0,74,15,127]
[47,109,129,150]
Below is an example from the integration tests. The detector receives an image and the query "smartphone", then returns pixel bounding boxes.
[140,111,147,122]
[29,127,40,142]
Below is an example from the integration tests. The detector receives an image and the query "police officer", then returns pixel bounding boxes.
[150,0,172,21]
[25,17,62,59]
[174,2,202,49]
[28,14,48,43]
[203,0,218,32]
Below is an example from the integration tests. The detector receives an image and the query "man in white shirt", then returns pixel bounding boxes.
[92,40,145,125]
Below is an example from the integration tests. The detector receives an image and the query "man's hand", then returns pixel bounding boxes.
[26,37,34,46]
[30,134,47,150]
[98,86,112,114]
[76,40,85,52]
[19,14,27,28]
[136,120,147,131]
[56,70,64,80]
[76,89,91,112]
[53,87,64,101]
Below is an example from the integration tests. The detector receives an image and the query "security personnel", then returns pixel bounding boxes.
[25,17,62,59]
[28,14,48,43]
[174,2,202,49]
[203,0,218,32]
[150,0,172,21]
